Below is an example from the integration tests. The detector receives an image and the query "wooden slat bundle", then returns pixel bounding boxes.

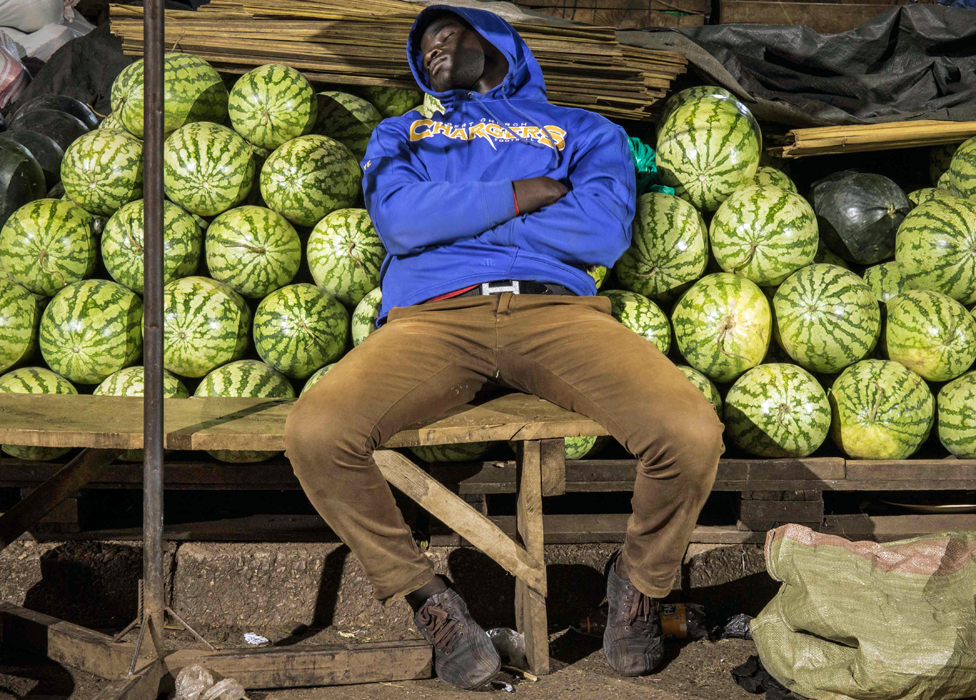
[768,120,976,158]
[109,0,687,121]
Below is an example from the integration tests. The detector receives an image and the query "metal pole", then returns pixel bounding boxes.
[143,0,166,637]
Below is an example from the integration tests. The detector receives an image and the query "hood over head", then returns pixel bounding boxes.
[406,5,547,109]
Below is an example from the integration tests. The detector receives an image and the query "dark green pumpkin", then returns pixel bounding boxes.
[0,130,64,190]
[0,140,46,229]
[810,170,911,266]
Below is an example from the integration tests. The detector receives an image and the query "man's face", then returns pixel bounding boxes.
[420,15,486,93]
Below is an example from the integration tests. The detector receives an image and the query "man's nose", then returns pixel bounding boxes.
[425,47,440,68]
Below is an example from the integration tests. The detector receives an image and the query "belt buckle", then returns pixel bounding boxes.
[481,280,520,295]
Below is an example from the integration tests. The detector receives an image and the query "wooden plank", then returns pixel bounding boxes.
[163,641,432,689]
[736,495,824,531]
[93,660,164,700]
[822,513,976,541]
[374,449,546,595]
[0,449,121,550]
[540,438,566,497]
[846,460,976,481]
[719,0,889,32]
[515,441,550,676]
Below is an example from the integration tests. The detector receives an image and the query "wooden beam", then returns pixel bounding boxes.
[515,441,550,676]
[540,438,566,497]
[0,449,121,550]
[94,660,164,700]
[719,0,893,34]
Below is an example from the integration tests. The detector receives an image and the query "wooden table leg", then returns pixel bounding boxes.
[515,440,550,676]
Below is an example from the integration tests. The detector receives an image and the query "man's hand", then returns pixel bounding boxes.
[513,177,568,215]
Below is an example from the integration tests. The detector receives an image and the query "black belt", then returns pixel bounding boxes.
[455,280,576,297]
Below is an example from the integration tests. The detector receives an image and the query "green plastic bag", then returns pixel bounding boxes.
[752,524,976,700]
[628,137,673,196]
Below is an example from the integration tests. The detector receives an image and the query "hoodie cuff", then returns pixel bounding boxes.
[481,180,518,230]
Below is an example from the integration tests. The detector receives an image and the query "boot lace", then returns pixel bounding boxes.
[417,602,465,655]
[624,585,656,636]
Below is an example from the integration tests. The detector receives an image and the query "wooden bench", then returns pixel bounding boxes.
[0,392,611,676]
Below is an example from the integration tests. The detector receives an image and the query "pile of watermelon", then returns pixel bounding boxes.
[2,60,976,467]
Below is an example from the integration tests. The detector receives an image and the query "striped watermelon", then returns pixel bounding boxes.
[0,199,96,296]
[895,197,976,305]
[862,261,910,304]
[417,93,446,119]
[0,277,38,373]
[102,199,202,294]
[588,265,608,290]
[61,131,143,216]
[773,264,880,374]
[162,276,251,378]
[111,53,227,139]
[884,289,976,382]
[0,367,76,461]
[507,435,608,460]
[194,359,295,463]
[751,166,797,193]
[614,192,708,303]
[300,362,336,396]
[94,367,189,461]
[98,111,134,137]
[598,289,670,355]
[709,185,818,286]
[39,280,143,385]
[908,188,959,208]
[163,122,255,217]
[260,134,361,227]
[205,205,301,298]
[829,359,934,460]
[930,143,958,186]
[307,208,385,307]
[672,272,770,383]
[725,363,830,458]
[410,442,492,463]
[314,92,382,160]
[814,239,849,269]
[938,171,957,194]
[352,286,381,346]
[655,87,761,211]
[358,86,423,118]
[947,135,976,199]
[938,372,976,458]
[253,283,349,379]
[228,64,317,150]
[676,365,722,414]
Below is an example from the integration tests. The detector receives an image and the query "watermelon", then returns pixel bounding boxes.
[598,289,670,355]
[507,435,608,460]
[205,205,301,298]
[12,95,100,131]
[810,171,910,266]
[409,442,492,463]
[588,265,608,290]
[194,359,295,463]
[307,208,385,307]
[417,93,446,119]
[39,280,143,385]
[94,366,189,461]
[0,367,76,461]
[0,199,96,296]
[947,135,976,199]
[61,130,143,216]
[161,276,251,378]
[896,197,976,305]
[655,87,761,212]
[352,286,382,346]
[938,171,957,194]
[0,130,64,190]
[111,53,228,139]
[163,122,255,217]
[750,166,797,193]
[228,64,317,150]
[253,283,349,379]
[8,109,89,154]
[930,143,959,186]
[358,86,423,118]
[814,239,849,269]
[676,365,722,414]
[672,272,771,383]
[0,140,50,228]
[314,92,381,160]
[0,277,38,373]
[884,289,976,382]
[724,363,830,458]
[828,359,934,460]
[102,199,202,294]
[709,185,818,286]
[614,192,708,303]
[300,362,337,396]
[260,134,361,226]
[862,261,910,304]
[773,264,880,375]
[98,111,132,136]
[908,187,959,208]
[938,372,976,458]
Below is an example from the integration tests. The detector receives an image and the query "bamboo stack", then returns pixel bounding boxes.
[767,121,976,158]
[109,0,687,121]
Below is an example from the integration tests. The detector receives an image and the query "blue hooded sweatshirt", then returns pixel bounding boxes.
[361,5,637,324]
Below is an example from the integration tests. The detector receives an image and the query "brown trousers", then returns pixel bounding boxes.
[284,293,724,604]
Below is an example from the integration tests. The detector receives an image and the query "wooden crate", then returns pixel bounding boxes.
[518,0,707,29]
[719,0,907,33]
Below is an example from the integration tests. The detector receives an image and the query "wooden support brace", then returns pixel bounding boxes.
[94,660,164,700]
[515,440,550,676]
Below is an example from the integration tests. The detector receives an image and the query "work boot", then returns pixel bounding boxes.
[414,588,501,690]
[603,553,665,676]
